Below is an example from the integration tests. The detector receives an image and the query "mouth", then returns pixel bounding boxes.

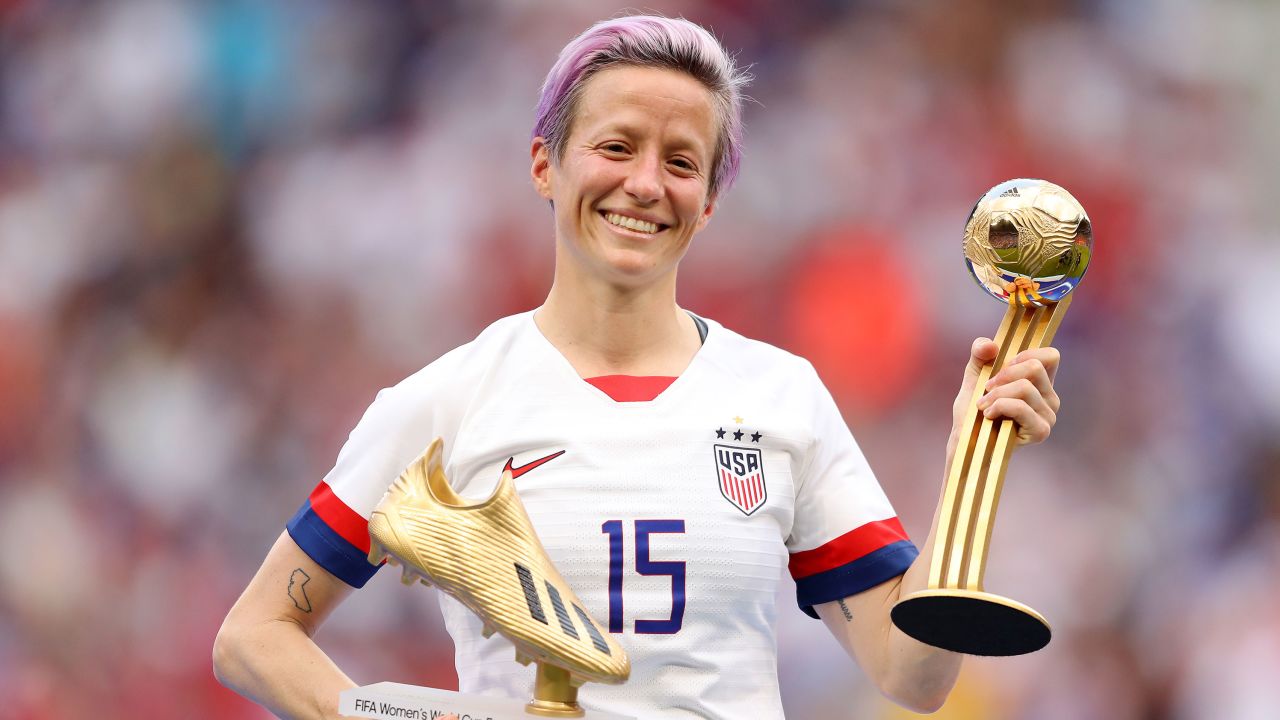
[599,211,669,236]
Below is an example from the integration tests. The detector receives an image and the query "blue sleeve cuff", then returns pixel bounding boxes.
[286,501,381,588]
[795,540,919,619]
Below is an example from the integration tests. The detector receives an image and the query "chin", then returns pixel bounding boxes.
[586,243,655,278]
[601,252,671,286]
[604,267,663,290]
[560,233,680,288]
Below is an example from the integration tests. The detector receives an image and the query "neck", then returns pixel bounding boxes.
[536,263,699,378]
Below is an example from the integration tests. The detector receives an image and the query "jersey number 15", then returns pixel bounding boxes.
[601,519,685,634]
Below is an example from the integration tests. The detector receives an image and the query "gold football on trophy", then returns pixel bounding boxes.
[963,179,1092,307]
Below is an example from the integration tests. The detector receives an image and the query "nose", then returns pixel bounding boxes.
[622,152,662,204]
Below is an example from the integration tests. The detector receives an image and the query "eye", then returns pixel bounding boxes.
[668,156,698,174]
[600,142,629,154]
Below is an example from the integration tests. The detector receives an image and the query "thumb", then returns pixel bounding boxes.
[962,337,999,391]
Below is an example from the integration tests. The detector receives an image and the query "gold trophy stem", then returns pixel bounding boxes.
[526,663,585,718]
[892,294,1072,656]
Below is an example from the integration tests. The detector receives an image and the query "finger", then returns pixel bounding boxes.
[985,357,1060,413]
[1012,346,1061,383]
[982,397,1053,445]
[968,337,999,374]
[962,337,999,392]
[978,378,1057,427]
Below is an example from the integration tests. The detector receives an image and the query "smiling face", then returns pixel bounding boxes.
[532,65,719,291]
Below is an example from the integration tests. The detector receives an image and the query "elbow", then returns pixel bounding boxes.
[212,620,245,690]
[879,662,960,714]
[886,688,950,715]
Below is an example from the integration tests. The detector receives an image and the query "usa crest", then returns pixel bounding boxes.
[713,444,767,516]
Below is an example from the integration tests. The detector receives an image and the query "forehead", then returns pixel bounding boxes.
[572,65,717,155]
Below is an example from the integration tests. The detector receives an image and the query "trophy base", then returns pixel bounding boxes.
[527,698,586,718]
[528,663,582,717]
[891,588,1051,656]
[339,682,634,720]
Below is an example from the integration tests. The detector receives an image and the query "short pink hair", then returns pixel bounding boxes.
[533,15,750,199]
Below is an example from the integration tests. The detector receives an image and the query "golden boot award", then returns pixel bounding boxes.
[891,179,1092,656]
[340,438,632,719]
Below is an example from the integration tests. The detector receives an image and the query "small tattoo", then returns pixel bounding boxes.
[837,599,853,622]
[288,568,313,613]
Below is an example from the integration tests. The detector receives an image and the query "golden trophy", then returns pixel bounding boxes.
[890,178,1092,656]
[340,439,631,719]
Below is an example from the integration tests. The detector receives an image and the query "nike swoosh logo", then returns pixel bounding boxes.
[503,450,566,479]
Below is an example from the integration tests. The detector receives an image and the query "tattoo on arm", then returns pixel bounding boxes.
[837,599,853,622]
[288,568,313,613]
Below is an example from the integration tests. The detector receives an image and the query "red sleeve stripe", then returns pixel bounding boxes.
[308,481,372,554]
[788,517,910,580]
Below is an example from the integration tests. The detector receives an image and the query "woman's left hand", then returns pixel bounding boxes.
[953,338,1062,447]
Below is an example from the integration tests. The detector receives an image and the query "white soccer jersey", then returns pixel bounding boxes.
[288,311,917,719]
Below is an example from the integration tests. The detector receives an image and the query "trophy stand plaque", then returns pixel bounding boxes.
[340,661,633,720]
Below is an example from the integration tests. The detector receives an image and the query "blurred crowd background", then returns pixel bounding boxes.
[2,0,1277,718]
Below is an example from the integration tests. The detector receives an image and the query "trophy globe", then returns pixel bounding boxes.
[962,178,1092,307]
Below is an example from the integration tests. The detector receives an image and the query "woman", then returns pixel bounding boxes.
[214,15,1062,719]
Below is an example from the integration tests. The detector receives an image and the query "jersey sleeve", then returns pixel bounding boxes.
[785,362,919,618]
[287,348,472,588]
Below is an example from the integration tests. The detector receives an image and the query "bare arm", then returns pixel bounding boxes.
[817,339,1063,713]
[213,531,358,719]
[815,501,960,714]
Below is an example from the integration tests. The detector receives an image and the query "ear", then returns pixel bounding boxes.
[531,137,553,200]
[693,194,717,233]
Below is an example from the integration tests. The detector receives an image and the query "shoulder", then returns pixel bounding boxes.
[358,312,533,429]
[391,312,531,397]
[320,312,536,508]
[699,316,823,388]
